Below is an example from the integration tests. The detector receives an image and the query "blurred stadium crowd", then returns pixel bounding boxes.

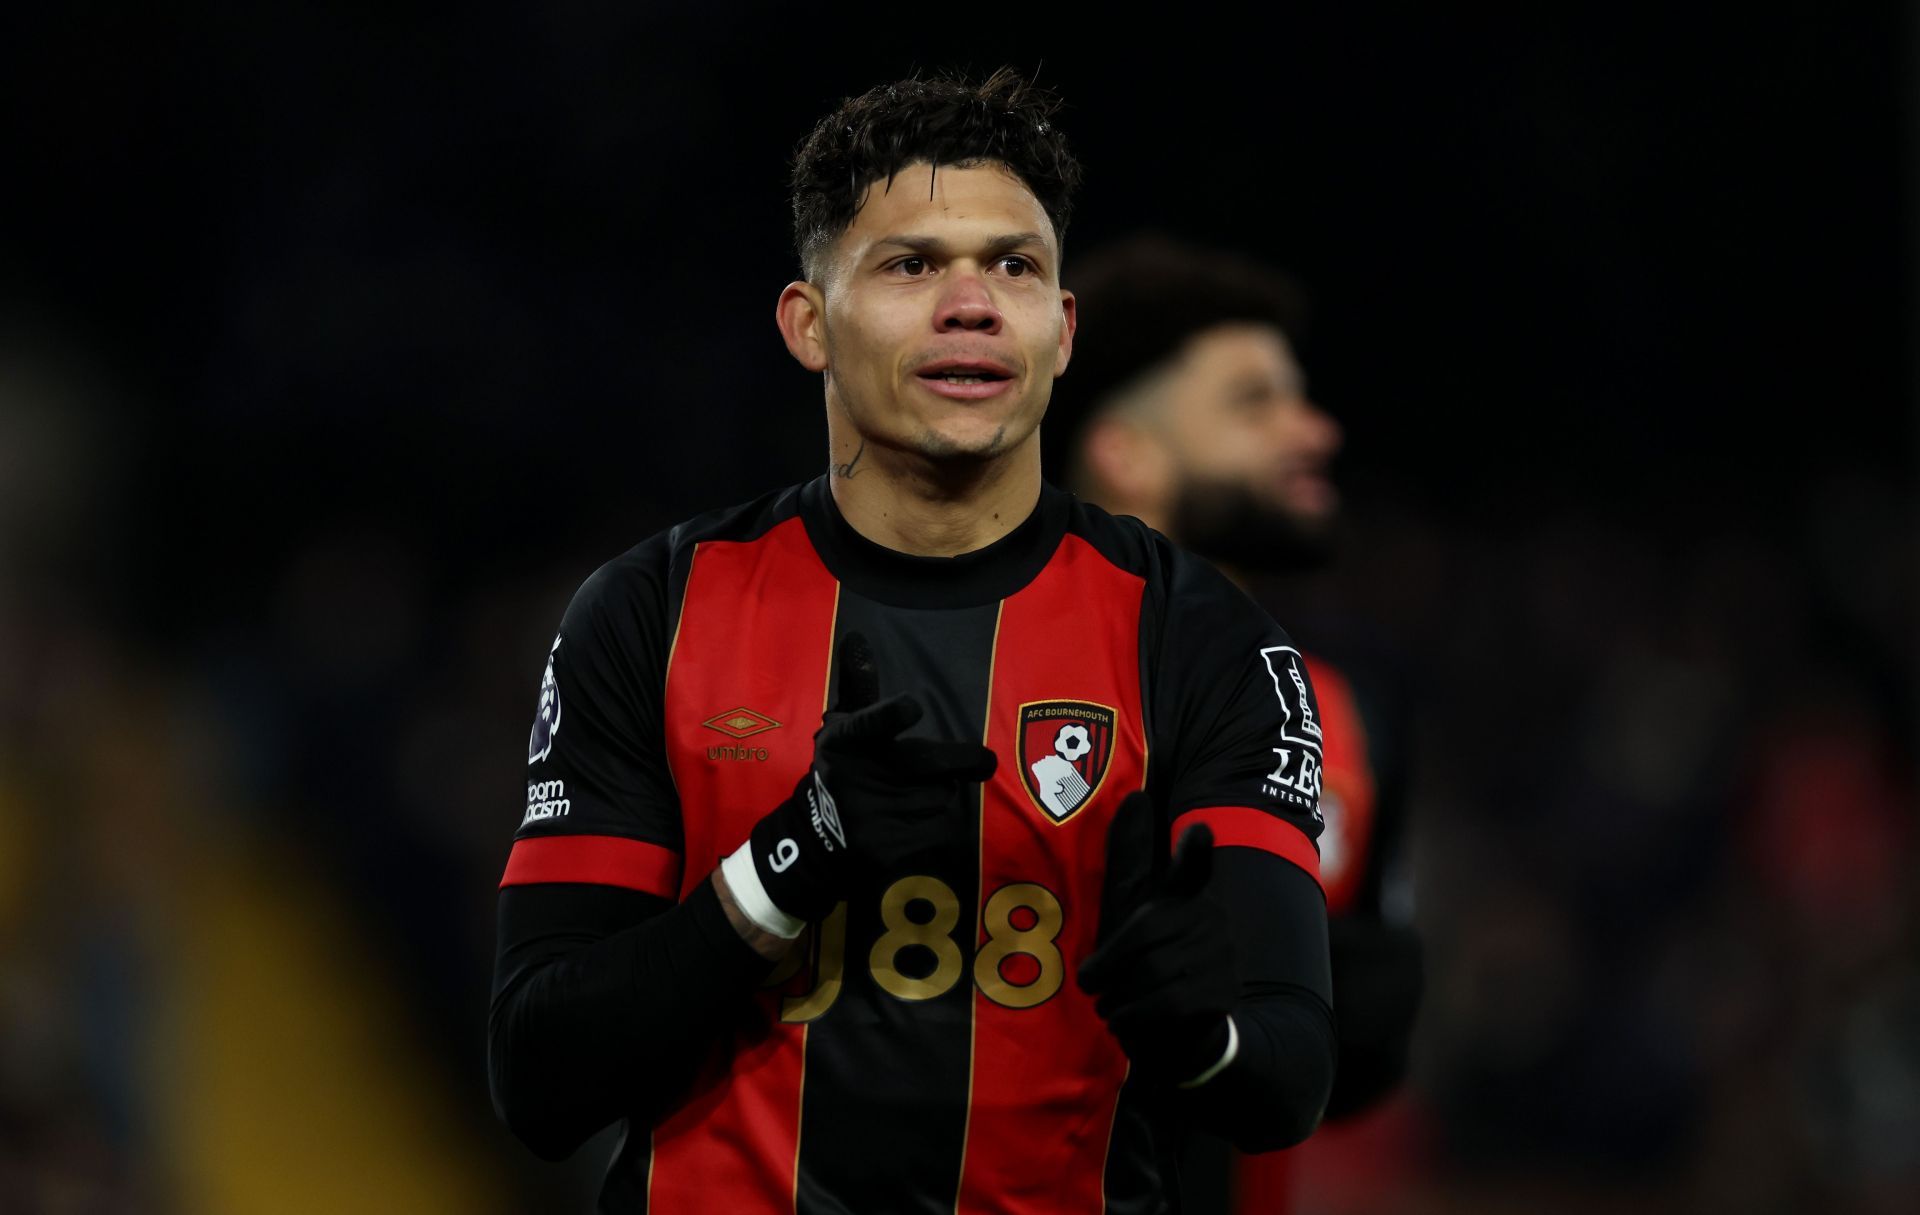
[2,5,1916,1213]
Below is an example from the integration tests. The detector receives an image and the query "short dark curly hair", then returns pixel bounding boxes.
[789,68,1083,283]
[1044,234,1311,484]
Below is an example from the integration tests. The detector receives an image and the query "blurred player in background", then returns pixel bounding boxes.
[1049,235,1424,1214]
[490,77,1339,1213]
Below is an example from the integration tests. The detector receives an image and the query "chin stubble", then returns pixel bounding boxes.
[912,424,1010,461]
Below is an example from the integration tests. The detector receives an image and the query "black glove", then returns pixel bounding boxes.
[747,631,997,923]
[1078,791,1238,1087]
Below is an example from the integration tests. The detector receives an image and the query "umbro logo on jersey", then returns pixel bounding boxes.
[1017,700,1117,824]
[702,706,783,739]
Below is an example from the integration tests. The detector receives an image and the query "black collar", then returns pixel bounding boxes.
[798,474,1069,609]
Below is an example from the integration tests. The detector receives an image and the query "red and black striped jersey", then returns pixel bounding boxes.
[498,477,1329,1214]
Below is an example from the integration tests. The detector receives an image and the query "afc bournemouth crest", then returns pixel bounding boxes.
[1017,700,1117,823]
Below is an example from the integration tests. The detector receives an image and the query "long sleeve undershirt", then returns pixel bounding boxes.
[489,848,1334,1163]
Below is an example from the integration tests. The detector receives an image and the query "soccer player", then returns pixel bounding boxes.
[1048,235,1424,1215]
[489,72,1336,1213]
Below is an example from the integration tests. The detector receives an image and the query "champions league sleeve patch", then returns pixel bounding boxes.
[528,634,563,765]
[1258,646,1323,818]
[1017,700,1117,823]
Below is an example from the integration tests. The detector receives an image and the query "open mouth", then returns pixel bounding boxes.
[922,372,1007,384]
[914,360,1017,399]
[916,363,1014,385]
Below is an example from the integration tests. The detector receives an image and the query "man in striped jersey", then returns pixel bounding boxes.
[1050,236,1424,1215]
[489,70,1336,1214]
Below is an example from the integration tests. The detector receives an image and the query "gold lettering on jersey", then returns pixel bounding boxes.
[871,875,964,1001]
[779,902,848,1022]
[975,883,1065,1009]
[769,878,1071,1021]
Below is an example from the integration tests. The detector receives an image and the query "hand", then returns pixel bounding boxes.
[1078,792,1238,1087]
[744,631,996,924]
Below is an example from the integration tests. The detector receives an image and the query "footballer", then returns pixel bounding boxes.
[489,70,1336,1213]
[1053,236,1423,1215]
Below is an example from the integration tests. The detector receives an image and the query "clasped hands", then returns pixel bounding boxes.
[737,632,1237,1088]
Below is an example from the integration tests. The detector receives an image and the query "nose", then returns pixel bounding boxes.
[1290,395,1351,456]
[1270,394,1343,463]
[933,267,1002,333]
[1296,396,1343,457]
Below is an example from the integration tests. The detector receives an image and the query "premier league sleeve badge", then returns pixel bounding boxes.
[528,634,563,765]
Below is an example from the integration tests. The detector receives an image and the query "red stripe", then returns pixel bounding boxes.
[650,517,838,1213]
[956,534,1147,1215]
[498,834,682,897]
[1302,653,1377,917]
[1172,806,1323,891]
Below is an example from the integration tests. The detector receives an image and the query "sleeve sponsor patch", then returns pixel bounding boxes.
[1258,645,1323,820]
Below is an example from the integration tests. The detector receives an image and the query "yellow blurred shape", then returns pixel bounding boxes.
[165,841,505,1215]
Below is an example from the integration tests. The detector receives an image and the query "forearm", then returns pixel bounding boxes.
[1179,847,1337,1152]
[488,877,778,1160]
[1176,983,1337,1151]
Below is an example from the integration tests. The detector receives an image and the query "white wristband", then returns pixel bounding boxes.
[720,839,807,940]
[1178,1015,1240,1089]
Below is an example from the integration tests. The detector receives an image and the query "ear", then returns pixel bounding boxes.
[1084,413,1175,510]
[777,281,829,372]
[1053,289,1077,378]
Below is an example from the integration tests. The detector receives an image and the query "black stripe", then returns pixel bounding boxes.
[795,591,1000,1214]
[1101,1078,1177,1215]
[599,1123,648,1214]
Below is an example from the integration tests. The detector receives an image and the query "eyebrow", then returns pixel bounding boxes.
[873,232,1052,259]
[1231,370,1307,397]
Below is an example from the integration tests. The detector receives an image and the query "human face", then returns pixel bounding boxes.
[802,162,1075,465]
[1159,322,1343,531]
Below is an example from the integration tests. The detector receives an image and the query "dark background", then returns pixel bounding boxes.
[1,4,1913,1212]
